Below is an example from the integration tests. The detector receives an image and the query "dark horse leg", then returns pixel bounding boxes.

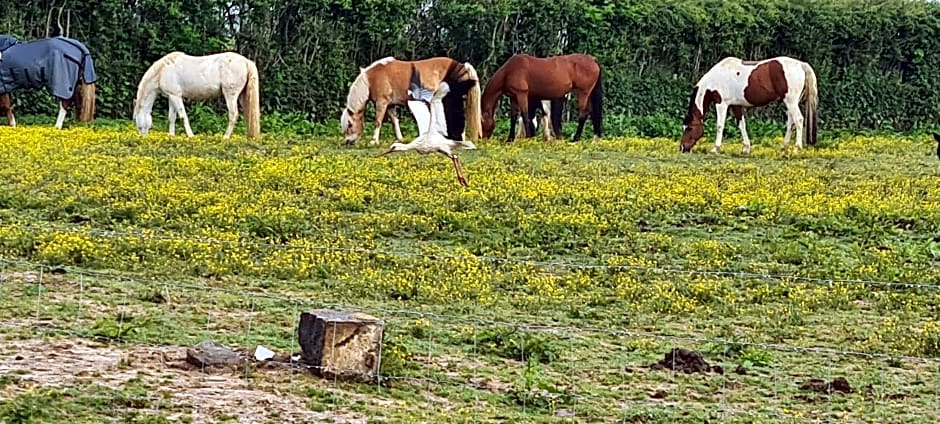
[524,98,541,139]
[571,90,591,142]
[509,92,532,142]
[506,99,519,143]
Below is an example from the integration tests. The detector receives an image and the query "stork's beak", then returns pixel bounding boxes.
[377,147,395,157]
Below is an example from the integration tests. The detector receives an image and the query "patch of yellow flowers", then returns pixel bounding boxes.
[1,125,940,354]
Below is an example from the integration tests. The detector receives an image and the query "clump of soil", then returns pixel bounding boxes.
[800,377,853,394]
[648,348,723,374]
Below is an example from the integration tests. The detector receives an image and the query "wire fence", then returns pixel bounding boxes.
[0,224,939,421]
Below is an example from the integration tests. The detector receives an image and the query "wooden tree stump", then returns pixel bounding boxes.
[297,309,384,382]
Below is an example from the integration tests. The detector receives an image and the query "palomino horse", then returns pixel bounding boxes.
[133,51,261,139]
[340,56,483,146]
[680,56,818,154]
[0,35,97,128]
[481,53,602,143]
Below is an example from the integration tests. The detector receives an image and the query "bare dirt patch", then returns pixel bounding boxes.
[0,337,367,423]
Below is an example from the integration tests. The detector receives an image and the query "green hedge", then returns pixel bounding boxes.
[2,0,939,135]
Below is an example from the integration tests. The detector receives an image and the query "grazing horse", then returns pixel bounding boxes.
[340,56,483,146]
[133,51,261,139]
[0,35,97,128]
[680,56,818,154]
[481,53,602,143]
[515,97,566,141]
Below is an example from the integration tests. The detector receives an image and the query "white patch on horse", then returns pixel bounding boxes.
[363,56,395,72]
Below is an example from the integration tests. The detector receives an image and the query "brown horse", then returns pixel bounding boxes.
[481,53,602,143]
[341,56,483,146]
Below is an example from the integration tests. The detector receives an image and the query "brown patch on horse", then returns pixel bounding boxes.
[744,60,788,107]
[683,88,721,126]
[706,89,721,105]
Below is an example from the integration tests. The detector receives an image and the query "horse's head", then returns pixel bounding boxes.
[680,122,705,153]
[679,85,717,153]
[481,110,495,139]
[340,107,365,144]
[134,103,152,136]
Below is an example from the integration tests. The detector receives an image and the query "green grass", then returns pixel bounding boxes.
[0,123,939,422]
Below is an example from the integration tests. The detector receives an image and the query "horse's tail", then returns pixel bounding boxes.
[463,62,483,141]
[243,58,262,138]
[75,81,96,123]
[801,61,818,146]
[589,65,603,138]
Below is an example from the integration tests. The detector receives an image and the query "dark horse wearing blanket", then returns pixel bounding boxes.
[0,35,97,128]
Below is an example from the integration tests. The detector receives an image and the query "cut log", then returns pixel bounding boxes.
[297,309,384,382]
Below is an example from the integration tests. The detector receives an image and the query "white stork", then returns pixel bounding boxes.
[378,65,476,186]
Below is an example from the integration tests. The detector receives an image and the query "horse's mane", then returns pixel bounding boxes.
[481,59,511,108]
[683,85,700,127]
[345,71,371,114]
[134,52,184,115]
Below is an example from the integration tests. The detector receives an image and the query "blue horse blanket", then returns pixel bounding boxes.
[0,35,97,99]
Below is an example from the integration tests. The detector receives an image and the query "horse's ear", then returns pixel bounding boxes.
[359,67,365,72]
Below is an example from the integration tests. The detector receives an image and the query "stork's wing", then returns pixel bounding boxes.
[407,100,433,135]
[407,64,434,105]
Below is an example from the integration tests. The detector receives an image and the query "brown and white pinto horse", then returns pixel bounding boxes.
[340,56,483,146]
[481,54,602,143]
[680,56,818,154]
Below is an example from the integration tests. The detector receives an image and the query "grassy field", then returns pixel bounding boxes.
[1,124,940,423]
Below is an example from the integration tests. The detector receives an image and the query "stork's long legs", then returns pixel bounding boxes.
[451,155,468,186]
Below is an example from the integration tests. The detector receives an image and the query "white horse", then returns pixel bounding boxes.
[133,51,261,139]
[679,56,818,154]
